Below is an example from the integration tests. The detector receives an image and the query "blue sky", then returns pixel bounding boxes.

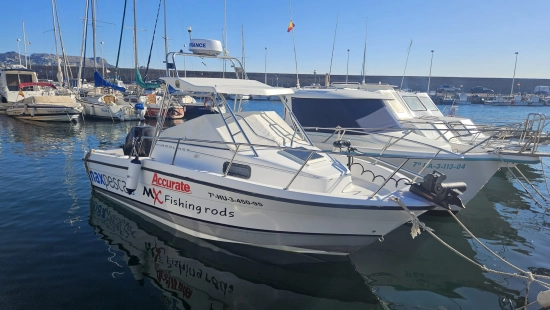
[2,0,549,78]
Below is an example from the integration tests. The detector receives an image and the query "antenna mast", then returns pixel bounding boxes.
[400,40,413,90]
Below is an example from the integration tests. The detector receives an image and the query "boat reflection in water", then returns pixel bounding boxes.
[88,192,379,310]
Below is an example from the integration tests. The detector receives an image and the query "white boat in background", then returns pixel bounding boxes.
[6,95,82,122]
[485,95,510,106]
[283,84,541,210]
[230,94,250,100]
[455,92,470,105]
[529,95,544,106]
[510,95,529,106]
[84,46,465,255]
[0,67,58,114]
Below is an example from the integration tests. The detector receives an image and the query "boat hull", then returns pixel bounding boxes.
[6,106,81,122]
[306,132,527,211]
[81,101,146,121]
[86,156,429,254]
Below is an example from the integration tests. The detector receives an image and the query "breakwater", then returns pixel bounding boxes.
[31,65,550,94]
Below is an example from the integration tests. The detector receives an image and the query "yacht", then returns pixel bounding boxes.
[0,67,82,121]
[282,85,541,210]
[6,95,82,122]
[83,43,464,255]
[0,67,58,114]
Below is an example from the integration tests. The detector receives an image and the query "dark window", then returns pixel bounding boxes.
[291,97,396,133]
[6,73,33,91]
[280,147,323,163]
[223,162,251,179]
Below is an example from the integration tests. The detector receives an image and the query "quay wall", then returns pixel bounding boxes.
[31,65,550,94]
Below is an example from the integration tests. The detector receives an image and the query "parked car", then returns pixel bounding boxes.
[437,84,460,93]
[470,86,494,94]
[534,86,549,95]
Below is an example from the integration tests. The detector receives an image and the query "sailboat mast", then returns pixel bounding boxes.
[54,0,72,83]
[51,0,63,83]
[91,0,97,70]
[114,0,128,82]
[77,0,90,89]
[133,0,139,71]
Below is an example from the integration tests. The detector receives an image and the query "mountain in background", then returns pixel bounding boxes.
[0,51,113,68]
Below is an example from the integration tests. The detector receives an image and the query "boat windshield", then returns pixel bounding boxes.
[291,97,402,133]
[418,96,439,111]
[401,96,427,111]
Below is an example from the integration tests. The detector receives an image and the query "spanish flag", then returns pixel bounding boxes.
[287,20,295,32]
[18,89,25,98]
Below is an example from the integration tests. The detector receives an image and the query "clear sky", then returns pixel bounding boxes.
[2,0,549,78]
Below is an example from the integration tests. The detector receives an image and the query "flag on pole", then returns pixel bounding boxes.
[287,20,295,32]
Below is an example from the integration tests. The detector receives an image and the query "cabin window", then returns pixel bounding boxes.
[418,96,439,111]
[401,96,427,111]
[223,162,251,179]
[6,73,33,91]
[291,98,397,133]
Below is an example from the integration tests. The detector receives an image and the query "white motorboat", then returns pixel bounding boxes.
[0,67,58,114]
[84,46,468,254]
[455,92,471,105]
[283,86,541,210]
[484,95,510,106]
[6,95,82,122]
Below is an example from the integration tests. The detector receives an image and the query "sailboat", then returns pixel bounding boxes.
[78,0,146,121]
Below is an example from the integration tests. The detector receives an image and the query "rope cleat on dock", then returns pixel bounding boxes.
[409,171,467,210]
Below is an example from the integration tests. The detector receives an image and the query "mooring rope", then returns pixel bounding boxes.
[390,196,550,309]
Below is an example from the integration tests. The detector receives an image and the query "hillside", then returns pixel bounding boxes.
[0,51,112,68]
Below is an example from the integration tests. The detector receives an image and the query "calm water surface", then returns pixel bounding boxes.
[0,103,549,309]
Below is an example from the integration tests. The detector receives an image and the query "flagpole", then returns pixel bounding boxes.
[400,39,413,90]
[289,0,300,88]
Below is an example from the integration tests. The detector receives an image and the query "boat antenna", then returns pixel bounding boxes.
[288,0,300,88]
[77,0,90,89]
[327,13,339,86]
[400,39,413,90]
[241,24,245,73]
[222,0,227,78]
[361,18,367,84]
[163,0,168,68]
[22,21,28,68]
[114,0,128,83]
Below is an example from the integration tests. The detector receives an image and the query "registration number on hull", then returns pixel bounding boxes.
[412,162,466,170]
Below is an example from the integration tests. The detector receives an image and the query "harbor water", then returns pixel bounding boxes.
[0,102,549,309]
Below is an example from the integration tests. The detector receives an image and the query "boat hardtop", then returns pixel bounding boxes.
[161,77,294,97]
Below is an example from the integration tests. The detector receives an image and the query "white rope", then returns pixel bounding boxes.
[389,196,431,239]
[389,195,550,310]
